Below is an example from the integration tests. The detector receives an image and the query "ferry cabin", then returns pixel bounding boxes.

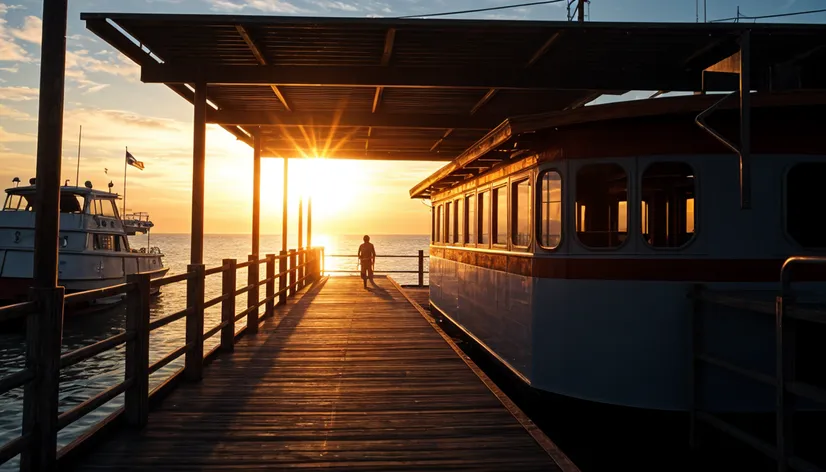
[414,93,826,412]
[0,184,165,302]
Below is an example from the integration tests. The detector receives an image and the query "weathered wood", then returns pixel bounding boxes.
[265,254,275,318]
[418,249,425,287]
[221,259,236,352]
[185,264,205,381]
[288,249,297,297]
[246,254,259,334]
[278,251,287,305]
[21,286,64,471]
[298,199,304,290]
[191,82,207,264]
[125,273,151,428]
[252,130,261,257]
[70,277,572,471]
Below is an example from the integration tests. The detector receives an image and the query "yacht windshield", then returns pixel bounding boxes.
[2,192,86,213]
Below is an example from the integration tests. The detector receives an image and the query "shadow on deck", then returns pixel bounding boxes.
[70,276,574,471]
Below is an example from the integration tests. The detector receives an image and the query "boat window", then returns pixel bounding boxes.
[453,198,465,243]
[492,186,507,245]
[91,198,118,217]
[465,194,475,244]
[512,179,530,246]
[538,171,562,249]
[445,201,453,244]
[479,191,489,245]
[435,205,442,243]
[3,194,24,211]
[641,162,696,248]
[431,207,435,243]
[60,193,85,214]
[787,162,826,248]
[116,236,129,252]
[576,163,628,248]
[93,234,115,251]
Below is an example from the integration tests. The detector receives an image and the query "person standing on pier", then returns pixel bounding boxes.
[358,235,376,288]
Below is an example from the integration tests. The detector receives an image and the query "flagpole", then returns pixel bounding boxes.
[123,146,128,217]
[75,125,82,187]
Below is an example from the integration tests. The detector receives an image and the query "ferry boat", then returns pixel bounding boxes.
[412,91,826,413]
[0,179,169,304]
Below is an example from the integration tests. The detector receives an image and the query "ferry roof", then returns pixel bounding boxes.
[6,185,119,199]
[81,13,826,163]
[409,91,826,198]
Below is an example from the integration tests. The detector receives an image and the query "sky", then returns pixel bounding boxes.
[1,0,824,235]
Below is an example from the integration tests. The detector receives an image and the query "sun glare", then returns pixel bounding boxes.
[288,157,366,219]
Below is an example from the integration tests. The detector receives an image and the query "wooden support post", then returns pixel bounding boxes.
[125,273,151,428]
[221,259,236,352]
[191,82,207,264]
[185,264,205,381]
[278,251,287,305]
[321,247,325,276]
[265,254,275,318]
[418,249,424,287]
[21,287,64,471]
[307,197,312,250]
[776,292,796,472]
[252,130,261,258]
[298,199,304,289]
[282,157,288,254]
[32,0,68,290]
[247,254,258,334]
[288,249,297,297]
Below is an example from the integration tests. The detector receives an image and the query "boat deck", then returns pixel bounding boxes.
[69,276,575,471]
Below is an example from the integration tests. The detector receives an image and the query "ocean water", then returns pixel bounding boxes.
[0,233,429,469]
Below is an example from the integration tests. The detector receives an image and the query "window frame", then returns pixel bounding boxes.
[445,200,453,244]
[478,188,491,248]
[511,175,532,250]
[464,192,476,247]
[574,162,631,251]
[638,160,699,251]
[536,169,564,251]
[454,197,463,244]
[491,183,508,248]
[435,204,442,244]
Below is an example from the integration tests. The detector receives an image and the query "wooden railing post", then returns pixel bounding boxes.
[418,249,424,287]
[185,264,205,382]
[288,249,297,297]
[21,286,64,472]
[265,254,275,318]
[125,272,151,428]
[246,254,259,334]
[221,259,236,352]
[278,251,287,305]
[321,247,325,276]
[299,249,305,289]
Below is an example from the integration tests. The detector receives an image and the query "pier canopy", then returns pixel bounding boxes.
[81,14,826,163]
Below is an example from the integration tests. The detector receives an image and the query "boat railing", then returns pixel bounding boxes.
[689,256,826,472]
[0,247,324,470]
[324,250,428,287]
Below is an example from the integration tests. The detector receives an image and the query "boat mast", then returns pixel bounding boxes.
[123,146,127,217]
[75,125,82,187]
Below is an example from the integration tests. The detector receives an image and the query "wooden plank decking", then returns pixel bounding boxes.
[71,276,575,471]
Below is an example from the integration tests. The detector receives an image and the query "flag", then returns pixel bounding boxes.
[126,150,145,170]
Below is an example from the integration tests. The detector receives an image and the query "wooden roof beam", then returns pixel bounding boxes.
[235,24,292,112]
[372,28,396,114]
[259,150,454,161]
[208,110,499,129]
[141,63,704,91]
[469,32,564,116]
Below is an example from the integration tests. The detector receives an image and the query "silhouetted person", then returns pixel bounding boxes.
[358,235,375,288]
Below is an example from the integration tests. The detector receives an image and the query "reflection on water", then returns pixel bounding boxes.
[0,233,428,470]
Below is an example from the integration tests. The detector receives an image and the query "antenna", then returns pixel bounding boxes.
[75,125,82,187]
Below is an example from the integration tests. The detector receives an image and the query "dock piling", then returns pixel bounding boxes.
[185,264,205,381]
[125,273,151,428]
[246,254,258,334]
[221,259,237,352]
[265,254,275,318]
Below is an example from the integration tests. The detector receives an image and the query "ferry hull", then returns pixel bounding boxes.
[429,255,824,413]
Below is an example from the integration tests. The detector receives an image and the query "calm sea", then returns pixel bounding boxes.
[0,233,429,470]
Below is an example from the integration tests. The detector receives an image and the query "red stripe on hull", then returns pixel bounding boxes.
[430,247,826,282]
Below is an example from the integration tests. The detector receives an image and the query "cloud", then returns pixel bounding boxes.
[0,125,35,142]
[206,0,308,13]
[64,48,140,93]
[9,15,39,44]
[0,85,37,101]
[310,0,358,12]
[0,102,32,120]
[0,4,31,62]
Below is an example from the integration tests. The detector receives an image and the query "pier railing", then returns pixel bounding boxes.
[324,249,428,287]
[0,247,323,471]
[690,256,826,472]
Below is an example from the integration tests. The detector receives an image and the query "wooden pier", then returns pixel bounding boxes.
[63,276,573,471]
